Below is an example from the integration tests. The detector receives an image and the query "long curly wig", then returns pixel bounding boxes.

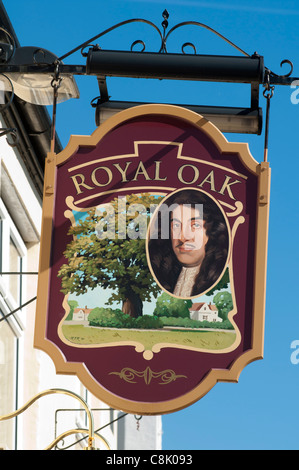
[148,189,229,297]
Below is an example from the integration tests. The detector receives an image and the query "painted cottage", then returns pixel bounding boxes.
[73,306,92,322]
[189,302,223,323]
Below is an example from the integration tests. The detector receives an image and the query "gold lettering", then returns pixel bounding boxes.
[198,170,216,191]
[70,174,94,195]
[132,161,152,181]
[113,162,132,182]
[91,166,113,187]
[177,164,199,185]
[154,161,167,181]
[218,175,241,200]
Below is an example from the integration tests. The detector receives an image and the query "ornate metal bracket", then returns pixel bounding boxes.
[62,9,250,61]
[74,10,294,135]
[0,12,296,142]
[0,388,110,450]
[77,9,252,105]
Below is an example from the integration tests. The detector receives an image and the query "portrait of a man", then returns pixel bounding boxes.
[147,189,230,298]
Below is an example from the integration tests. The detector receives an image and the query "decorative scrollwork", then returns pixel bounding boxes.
[59,10,250,61]
[268,59,294,79]
[109,366,187,385]
[163,19,250,56]
[62,18,163,61]
[182,42,197,55]
[131,40,146,52]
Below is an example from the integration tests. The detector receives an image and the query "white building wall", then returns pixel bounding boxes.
[117,413,163,450]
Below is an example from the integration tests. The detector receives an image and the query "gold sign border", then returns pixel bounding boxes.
[34,104,270,415]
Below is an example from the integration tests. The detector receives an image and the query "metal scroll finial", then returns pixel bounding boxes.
[162,9,169,21]
[161,10,169,53]
[162,9,169,30]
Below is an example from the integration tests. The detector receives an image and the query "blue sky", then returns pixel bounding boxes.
[4,0,299,450]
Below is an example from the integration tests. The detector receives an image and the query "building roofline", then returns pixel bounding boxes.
[0,1,63,198]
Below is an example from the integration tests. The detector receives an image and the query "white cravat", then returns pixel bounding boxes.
[173,265,201,297]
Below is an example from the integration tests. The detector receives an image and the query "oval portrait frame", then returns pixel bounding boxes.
[146,187,231,299]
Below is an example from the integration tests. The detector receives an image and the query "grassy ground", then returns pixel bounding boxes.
[61,324,237,352]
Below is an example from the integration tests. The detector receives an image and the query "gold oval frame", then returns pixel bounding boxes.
[146,187,232,299]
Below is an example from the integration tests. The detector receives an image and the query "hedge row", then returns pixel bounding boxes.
[88,307,233,330]
[89,307,163,329]
[159,316,234,330]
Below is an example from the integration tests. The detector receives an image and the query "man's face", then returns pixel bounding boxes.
[170,204,208,267]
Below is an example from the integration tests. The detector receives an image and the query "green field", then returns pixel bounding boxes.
[61,324,237,351]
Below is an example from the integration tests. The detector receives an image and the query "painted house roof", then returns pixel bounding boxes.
[74,306,93,315]
[189,302,218,312]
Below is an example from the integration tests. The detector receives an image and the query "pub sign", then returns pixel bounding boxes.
[34,104,270,414]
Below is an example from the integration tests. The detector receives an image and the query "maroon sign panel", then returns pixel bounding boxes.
[35,105,270,414]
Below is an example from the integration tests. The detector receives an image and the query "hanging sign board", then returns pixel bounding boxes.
[34,104,270,415]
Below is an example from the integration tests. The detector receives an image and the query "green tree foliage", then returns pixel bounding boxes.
[88,307,163,329]
[213,291,233,321]
[58,194,163,318]
[135,315,163,329]
[66,300,78,320]
[154,292,192,318]
[88,307,132,328]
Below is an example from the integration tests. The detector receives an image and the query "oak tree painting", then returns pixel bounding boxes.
[58,193,163,318]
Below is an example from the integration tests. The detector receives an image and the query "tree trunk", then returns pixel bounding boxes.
[122,291,143,318]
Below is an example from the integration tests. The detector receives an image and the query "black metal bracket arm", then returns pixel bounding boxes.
[0,9,296,85]
[0,10,297,138]
[1,50,294,85]
[85,47,265,83]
